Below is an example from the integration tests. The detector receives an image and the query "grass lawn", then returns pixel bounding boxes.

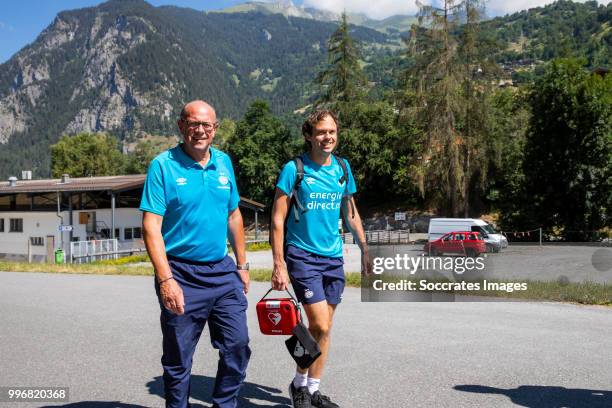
[1,261,609,306]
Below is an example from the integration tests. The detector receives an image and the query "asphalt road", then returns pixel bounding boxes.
[1,271,611,408]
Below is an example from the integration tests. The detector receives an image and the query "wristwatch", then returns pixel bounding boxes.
[237,262,250,271]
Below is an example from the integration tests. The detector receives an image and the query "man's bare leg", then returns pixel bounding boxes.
[296,301,337,378]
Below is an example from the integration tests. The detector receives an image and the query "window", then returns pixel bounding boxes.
[124,227,142,240]
[0,218,3,232]
[9,218,23,232]
[100,228,120,239]
[30,237,44,246]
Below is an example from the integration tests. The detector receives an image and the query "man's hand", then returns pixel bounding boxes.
[160,279,185,315]
[238,268,250,294]
[271,261,290,291]
[361,250,373,277]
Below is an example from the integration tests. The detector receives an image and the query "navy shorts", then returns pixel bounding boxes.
[285,245,345,305]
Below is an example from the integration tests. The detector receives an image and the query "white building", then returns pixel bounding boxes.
[0,174,264,262]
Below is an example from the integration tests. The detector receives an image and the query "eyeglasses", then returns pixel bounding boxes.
[183,120,218,132]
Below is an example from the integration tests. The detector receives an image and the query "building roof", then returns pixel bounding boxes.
[0,174,265,210]
[0,175,147,194]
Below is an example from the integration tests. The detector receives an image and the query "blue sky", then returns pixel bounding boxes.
[0,0,607,63]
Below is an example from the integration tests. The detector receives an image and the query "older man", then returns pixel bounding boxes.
[141,100,250,408]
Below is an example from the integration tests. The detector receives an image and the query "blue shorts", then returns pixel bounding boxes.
[285,245,345,305]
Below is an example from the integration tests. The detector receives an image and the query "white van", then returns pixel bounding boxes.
[428,218,508,252]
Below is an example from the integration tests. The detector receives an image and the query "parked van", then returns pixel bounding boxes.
[428,218,508,252]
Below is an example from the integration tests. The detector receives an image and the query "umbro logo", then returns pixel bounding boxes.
[176,177,187,186]
[305,177,315,185]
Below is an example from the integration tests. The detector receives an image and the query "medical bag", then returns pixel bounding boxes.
[256,288,301,335]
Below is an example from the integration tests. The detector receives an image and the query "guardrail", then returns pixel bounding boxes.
[70,239,149,263]
[70,239,118,263]
[71,247,148,263]
[342,229,411,245]
[245,232,269,244]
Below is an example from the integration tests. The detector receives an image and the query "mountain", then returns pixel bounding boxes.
[482,0,611,67]
[213,0,337,21]
[213,1,417,35]
[0,0,389,178]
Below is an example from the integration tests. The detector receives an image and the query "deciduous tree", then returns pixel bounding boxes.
[51,133,125,177]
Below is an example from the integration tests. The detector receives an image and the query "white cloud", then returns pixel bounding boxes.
[0,21,15,31]
[303,0,420,20]
[302,0,610,20]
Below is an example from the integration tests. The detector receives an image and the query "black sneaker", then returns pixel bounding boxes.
[310,391,339,408]
[289,383,312,408]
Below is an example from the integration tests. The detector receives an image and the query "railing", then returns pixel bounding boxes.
[342,229,411,245]
[70,239,118,263]
[70,238,148,263]
[245,231,269,244]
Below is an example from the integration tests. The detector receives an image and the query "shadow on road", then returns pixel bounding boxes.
[455,384,612,407]
[146,375,291,407]
[40,402,147,407]
[40,375,290,408]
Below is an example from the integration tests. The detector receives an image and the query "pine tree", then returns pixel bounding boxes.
[458,0,496,216]
[315,12,367,110]
[404,0,495,216]
[405,0,464,216]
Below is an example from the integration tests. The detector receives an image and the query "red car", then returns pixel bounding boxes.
[424,231,486,257]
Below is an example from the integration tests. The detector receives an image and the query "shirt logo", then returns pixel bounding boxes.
[305,177,315,185]
[218,175,229,185]
[176,177,187,186]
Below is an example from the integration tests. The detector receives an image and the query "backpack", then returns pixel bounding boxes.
[269,154,353,244]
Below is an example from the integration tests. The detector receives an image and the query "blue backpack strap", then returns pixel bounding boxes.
[290,156,306,222]
[333,153,348,185]
[333,154,355,220]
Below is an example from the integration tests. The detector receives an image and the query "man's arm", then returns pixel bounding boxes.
[341,196,372,276]
[271,188,290,290]
[227,207,249,294]
[142,211,184,315]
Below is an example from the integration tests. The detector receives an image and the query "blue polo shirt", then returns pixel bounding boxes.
[140,145,240,262]
[276,154,356,258]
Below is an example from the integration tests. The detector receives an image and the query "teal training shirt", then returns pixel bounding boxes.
[139,145,240,262]
[276,154,357,258]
